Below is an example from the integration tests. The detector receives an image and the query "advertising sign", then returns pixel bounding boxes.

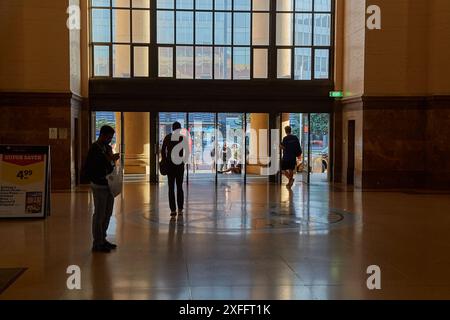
[0,146,51,218]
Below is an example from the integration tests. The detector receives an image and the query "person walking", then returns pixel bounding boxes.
[161,122,185,218]
[85,125,120,253]
[280,126,302,188]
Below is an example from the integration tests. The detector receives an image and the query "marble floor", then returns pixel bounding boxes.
[1,179,450,300]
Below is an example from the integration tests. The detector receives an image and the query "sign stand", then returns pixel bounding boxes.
[0,145,51,219]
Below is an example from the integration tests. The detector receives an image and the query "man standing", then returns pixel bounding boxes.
[85,125,120,253]
[161,122,185,219]
[220,142,231,172]
[281,126,302,188]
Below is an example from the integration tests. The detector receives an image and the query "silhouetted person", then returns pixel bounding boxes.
[161,122,185,218]
[220,142,231,172]
[85,125,120,253]
[281,126,302,188]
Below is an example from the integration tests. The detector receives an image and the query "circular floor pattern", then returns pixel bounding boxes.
[128,201,359,234]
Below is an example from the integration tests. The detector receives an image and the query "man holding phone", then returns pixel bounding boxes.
[85,125,120,253]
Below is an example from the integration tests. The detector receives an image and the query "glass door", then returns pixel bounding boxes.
[245,113,270,182]
[158,112,188,182]
[310,113,330,184]
[187,113,216,181]
[301,113,311,184]
[217,113,245,182]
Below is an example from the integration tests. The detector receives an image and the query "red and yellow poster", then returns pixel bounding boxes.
[0,146,50,218]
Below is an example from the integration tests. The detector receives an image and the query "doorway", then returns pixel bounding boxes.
[280,113,330,185]
[156,112,271,184]
[92,111,331,186]
[94,111,151,182]
[187,113,216,181]
[347,120,355,185]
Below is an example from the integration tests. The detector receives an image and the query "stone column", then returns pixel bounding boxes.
[247,113,269,175]
[123,112,150,174]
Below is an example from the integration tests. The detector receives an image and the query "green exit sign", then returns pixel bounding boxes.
[329,91,344,98]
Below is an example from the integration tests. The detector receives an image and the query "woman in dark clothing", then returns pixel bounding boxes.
[161,122,186,218]
[280,126,302,188]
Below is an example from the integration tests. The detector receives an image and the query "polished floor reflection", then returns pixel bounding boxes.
[1,181,450,300]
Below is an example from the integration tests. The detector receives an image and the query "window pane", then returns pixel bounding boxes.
[158,47,173,77]
[112,9,130,43]
[253,0,269,11]
[132,10,150,43]
[93,46,110,76]
[234,0,250,11]
[196,12,212,44]
[177,0,193,9]
[314,0,331,12]
[176,11,194,44]
[233,47,250,79]
[215,13,232,45]
[176,46,194,79]
[314,14,331,46]
[157,0,174,9]
[314,49,329,79]
[295,0,312,11]
[112,0,130,7]
[294,48,311,80]
[134,47,149,76]
[295,13,312,45]
[92,9,111,43]
[132,0,150,8]
[277,0,294,11]
[276,13,293,45]
[196,0,212,10]
[157,11,174,43]
[195,46,212,79]
[252,13,269,45]
[277,48,291,79]
[253,48,268,78]
[215,0,232,10]
[92,0,110,7]
[233,13,250,45]
[214,47,231,79]
[113,45,130,77]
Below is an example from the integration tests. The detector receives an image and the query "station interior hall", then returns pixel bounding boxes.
[0,0,450,300]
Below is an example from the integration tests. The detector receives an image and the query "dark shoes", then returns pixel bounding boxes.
[105,241,117,250]
[92,244,111,253]
[92,241,117,253]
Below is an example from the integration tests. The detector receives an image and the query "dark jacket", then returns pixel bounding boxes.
[85,142,114,185]
[161,133,185,171]
[281,134,302,161]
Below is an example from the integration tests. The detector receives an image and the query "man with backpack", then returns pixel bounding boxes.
[280,126,302,189]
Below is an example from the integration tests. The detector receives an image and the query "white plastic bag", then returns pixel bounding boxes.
[106,166,123,197]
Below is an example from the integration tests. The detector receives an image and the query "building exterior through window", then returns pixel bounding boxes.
[90,0,333,80]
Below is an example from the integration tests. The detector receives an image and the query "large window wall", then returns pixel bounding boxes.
[90,0,333,80]
[276,0,332,80]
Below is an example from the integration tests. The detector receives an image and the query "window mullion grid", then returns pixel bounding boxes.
[150,0,157,79]
[212,0,215,79]
[250,1,253,79]
[130,5,134,77]
[329,0,335,81]
[231,0,234,80]
[291,5,295,80]
[89,1,94,77]
[311,0,316,80]
[173,5,176,78]
[193,4,196,79]
[269,0,276,79]
[110,3,113,77]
